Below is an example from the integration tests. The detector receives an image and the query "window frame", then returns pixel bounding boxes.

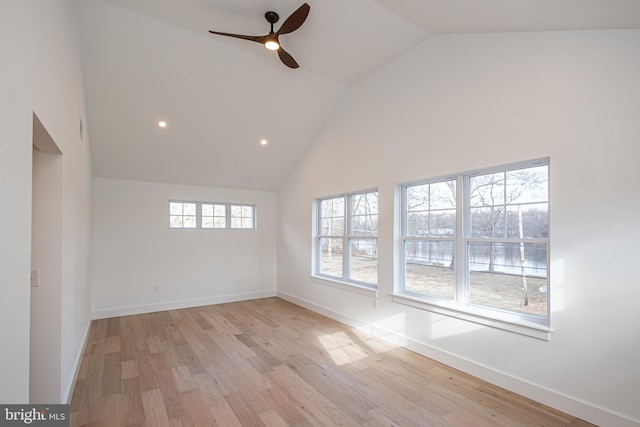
[396,159,551,338]
[169,200,256,230]
[314,189,379,290]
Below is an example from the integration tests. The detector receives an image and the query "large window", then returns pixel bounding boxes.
[400,160,549,326]
[316,190,378,287]
[169,201,255,229]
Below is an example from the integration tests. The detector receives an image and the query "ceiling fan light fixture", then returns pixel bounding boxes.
[264,40,280,51]
[208,3,309,68]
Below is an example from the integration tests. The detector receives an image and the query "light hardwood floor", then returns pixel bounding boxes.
[70,297,593,426]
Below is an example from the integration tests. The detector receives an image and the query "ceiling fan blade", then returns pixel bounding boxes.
[277,47,299,69]
[208,31,266,44]
[277,3,310,35]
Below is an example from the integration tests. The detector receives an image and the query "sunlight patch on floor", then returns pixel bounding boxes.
[317,331,369,366]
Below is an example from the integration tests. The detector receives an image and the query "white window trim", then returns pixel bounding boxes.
[397,158,551,336]
[391,292,552,340]
[310,274,378,297]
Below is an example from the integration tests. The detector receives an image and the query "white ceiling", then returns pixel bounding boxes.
[80,0,640,191]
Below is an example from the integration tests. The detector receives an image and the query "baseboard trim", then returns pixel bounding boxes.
[276,290,639,427]
[92,290,277,320]
[63,319,91,404]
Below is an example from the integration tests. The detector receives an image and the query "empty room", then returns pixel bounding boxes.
[1,0,639,426]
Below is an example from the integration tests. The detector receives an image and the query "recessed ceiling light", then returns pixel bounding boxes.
[260,139,268,146]
[158,121,167,128]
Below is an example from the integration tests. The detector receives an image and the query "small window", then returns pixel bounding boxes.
[169,200,255,230]
[169,202,197,228]
[202,203,228,229]
[231,204,255,229]
[316,190,378,287]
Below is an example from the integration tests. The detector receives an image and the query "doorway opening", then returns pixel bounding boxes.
[30,112,63,403]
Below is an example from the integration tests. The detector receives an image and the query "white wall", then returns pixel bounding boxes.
[277,30,640,426]
[0,1,34,404]
[91,178,277,317]
[0,0,93,403]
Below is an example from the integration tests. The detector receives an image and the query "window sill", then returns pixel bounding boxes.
[391,293,552,341]
[310,275,378,297]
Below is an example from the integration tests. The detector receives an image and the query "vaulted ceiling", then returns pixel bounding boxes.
[79,0,640,191]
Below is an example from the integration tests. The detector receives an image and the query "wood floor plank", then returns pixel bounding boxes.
[154,367,186,420]
[98,394,122,427]
[101,352,122,398]
[121,377,146,426]
[224,390,269,427]
[141,388,170,427]
[258,409,289,427]
[259,383,313,426]
[180,388,218,426]
[191,371,225,406]
[283,353,377,424]
[136,350,159,392]
[106,318,120,338]
[121,359,138,380]
[70,297,595,427]
[172,365,196,392]
[266,364,362,426]
[208,400,244,427]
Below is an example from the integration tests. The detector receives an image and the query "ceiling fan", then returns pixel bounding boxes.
[208,3,310,69]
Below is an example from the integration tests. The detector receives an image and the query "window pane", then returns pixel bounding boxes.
[405,240,455,299]
[183,203,196,216]
[322,218,344,236]
[169,215,183,228]
[350,239,377,284]
[183,216,196,228]
[430,181,456,210]
[406,181,455,238]
[169,202,183,215]
[320,238,343,277]
[351,192,377,236]
[506,166,548,205]
[470,207,505,238]
[322,197,344,218]
[202,204,213,216]
[430,210,456,237]
[407,212,428,236]
[468,242,547,318]
[506,203,549,238]
[406,184,429,211]
[214,205,226,216]
[470,172,505,207]
[227,205,254,229]
[351,192,377,215]
[202,217,214,228]
[321,197,345,238]
[351,213,377,236]
[214,217,226,228]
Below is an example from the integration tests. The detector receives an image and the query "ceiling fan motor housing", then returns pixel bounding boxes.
[265,11,279,25]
